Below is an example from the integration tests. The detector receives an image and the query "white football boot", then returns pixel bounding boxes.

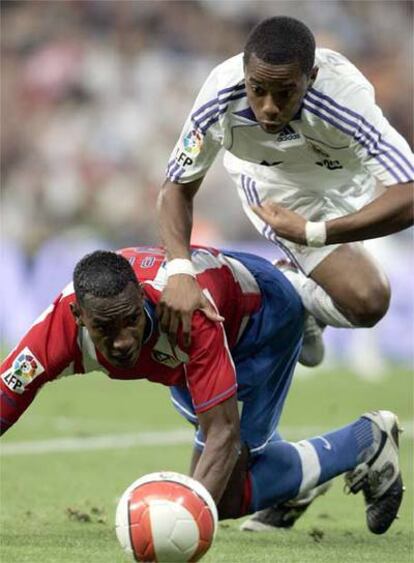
[300,312,325,367]
[240,481,332,532]
[344,410,404,534]
[274,259,325,367]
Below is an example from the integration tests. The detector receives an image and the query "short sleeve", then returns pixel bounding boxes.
[306,84,414,186]
[0,290,80,432]
[347,88,414,186]
[166,68,224,184]
[185,312,237,413]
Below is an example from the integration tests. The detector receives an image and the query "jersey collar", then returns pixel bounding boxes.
[143,299,157,343]
[233,102,303,124]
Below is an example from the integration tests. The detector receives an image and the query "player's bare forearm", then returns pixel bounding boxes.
[193,431,240,504]
[157,178,203,259]
[326,182,414,244]
[192,397,241,504]
[156,177,222,346]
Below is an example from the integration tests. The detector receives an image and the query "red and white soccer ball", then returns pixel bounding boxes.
[115,471,218,562]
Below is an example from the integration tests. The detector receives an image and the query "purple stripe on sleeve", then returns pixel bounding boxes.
[305,93,411,182]
[250,179,261,206]
[241,174,253,205]
[308,88,414,176]
[245,177,256,205]
[193,106,219,129]
[166,159,176,176]
[166,161,181,181]
[191,82,245,121]
[199,92,247,133]
[194,383,237,410]
[172,167,185,183]
[303,102,405,183]
[306,91,412,179]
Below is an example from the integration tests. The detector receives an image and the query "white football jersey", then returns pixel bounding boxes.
[166,48,414,196]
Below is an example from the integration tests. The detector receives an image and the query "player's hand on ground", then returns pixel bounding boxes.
[251,201,307,244]
[157,275,224,349]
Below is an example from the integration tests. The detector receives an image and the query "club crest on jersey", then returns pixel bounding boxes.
[183,127,204,156]
[1,347,44,394]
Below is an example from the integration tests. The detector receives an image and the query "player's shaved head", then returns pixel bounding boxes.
[244,16,315,75]
[73,250,139,306]
[72,251,146,369]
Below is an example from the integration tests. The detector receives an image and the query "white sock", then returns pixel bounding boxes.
[284,269,355,328]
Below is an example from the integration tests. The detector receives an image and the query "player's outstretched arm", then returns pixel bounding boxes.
[252,181,413,246]
[192,395,241,506]
[325,182,413,243]
[157,179,223,347]
[0,294,79,435]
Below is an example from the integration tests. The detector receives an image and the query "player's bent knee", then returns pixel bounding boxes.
[348,278,391,327]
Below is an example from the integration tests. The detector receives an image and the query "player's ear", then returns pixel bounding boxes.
[308,66,318,86]
[70,301,84,326]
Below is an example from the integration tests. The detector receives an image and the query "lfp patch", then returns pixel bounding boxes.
[1,347,45,394]
[183,128,203,156]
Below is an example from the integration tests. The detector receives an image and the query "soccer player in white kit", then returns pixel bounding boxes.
[157,16,413,530]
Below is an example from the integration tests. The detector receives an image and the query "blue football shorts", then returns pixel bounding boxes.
[170,251,304,456]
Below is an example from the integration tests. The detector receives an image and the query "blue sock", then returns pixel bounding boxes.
[249,416,374,512]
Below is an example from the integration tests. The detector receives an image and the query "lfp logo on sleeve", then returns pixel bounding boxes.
[183,128,204,156]
[1,347,45,394]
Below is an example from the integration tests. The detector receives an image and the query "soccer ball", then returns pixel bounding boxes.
[115,471,218,562]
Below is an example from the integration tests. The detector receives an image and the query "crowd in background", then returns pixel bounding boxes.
[1,0,413,252]
[1,1,413,368]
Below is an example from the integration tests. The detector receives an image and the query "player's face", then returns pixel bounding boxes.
[72,282,147,369]
[244,54,317,134]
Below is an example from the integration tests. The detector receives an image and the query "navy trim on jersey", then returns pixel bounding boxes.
[196,92,248,134]
[233,106,257,122]
[143,300,156,343]
[261,224,305,274]
[309,88,414,174]
[166,159,185,183]
[239,172,305,274]
[241,174,260,206]
[304,88,414,183]
[191,82,245,123]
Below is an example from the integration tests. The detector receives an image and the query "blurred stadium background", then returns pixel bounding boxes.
[1,0,413,375]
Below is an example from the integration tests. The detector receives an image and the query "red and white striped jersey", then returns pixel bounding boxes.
[0,246,262,432]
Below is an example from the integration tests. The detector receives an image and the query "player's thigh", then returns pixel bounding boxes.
[310,243,390,321]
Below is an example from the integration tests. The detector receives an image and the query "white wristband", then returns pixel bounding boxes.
[305,221,327,247]
[166,258,196,278]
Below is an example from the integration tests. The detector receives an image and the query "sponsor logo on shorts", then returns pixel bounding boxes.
[1,347,45,394]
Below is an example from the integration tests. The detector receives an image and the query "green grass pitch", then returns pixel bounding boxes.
[0,366,412,562]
